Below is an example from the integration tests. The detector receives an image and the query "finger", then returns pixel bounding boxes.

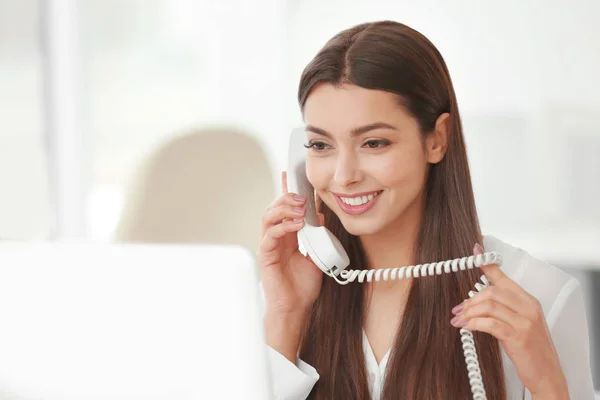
[261,204,306,234]
[265,192,307,212]
[473,244,541,310]
[459,285,528,315]
[461,317,515,341]
[259,219,305,256]
[473,242,484,256]
[262,193,306,239]
[473,242,515,288]
[261,199,307,237]
[282,171,288,194]
[480,263,513,287]
[452,298,524,330]
[474,251,539,313]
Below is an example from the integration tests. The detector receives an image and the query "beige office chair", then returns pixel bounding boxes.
[114,127,275,255]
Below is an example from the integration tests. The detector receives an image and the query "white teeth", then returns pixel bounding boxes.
[340,191,380,206]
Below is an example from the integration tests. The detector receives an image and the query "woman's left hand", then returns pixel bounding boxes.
[450,243,569,399]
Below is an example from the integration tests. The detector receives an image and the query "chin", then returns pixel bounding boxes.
[336,217,386,237]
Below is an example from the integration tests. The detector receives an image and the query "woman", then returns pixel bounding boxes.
[258,20,595,399]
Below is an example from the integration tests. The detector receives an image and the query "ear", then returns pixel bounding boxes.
[426,112,450,164]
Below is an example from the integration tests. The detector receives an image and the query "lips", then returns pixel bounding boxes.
[332,190,381,198]
[333,191,382,216]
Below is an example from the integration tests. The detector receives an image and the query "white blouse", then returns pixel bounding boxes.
[264,235,596,399]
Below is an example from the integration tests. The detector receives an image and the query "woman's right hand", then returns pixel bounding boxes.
[258,171,324,318]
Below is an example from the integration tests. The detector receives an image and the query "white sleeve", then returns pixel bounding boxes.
[259,284,320,399]
[267,345,319,400]
[525,278,596,399]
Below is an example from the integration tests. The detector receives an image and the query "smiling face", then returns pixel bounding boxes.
[303,83,440,237]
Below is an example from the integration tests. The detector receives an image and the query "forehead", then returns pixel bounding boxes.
[303,83,414,133]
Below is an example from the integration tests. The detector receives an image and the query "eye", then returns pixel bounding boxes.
[364,139,390,149]
[304,141,330,151]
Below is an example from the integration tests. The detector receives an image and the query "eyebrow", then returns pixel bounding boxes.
[305,122,397,138]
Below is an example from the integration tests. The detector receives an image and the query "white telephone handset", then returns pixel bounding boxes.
[287,127,500,400]
[287,127,350,277]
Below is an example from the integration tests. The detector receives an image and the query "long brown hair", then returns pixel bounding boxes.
[297,21,506,399]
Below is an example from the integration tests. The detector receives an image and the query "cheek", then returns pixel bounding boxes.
[306,157,332,190]
[374,148,428,188]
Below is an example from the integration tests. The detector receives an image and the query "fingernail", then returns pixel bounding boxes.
[473,243,484,255]
[451,316,469,327]
[293,218,303,223]
[293,195,306,202]
[451,302,464,315]
[293,207,305,214]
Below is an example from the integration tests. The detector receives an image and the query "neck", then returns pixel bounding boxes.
[359,190,424,294]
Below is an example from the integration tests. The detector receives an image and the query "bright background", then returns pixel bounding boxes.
[1,0,599,391]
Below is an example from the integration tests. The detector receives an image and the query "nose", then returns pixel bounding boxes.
[333,151,362,187]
